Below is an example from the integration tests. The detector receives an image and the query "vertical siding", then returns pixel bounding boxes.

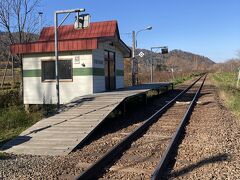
[92,42,125,92]
[115,49,124,89]
[23,51,94,104]
[92,46,105,93]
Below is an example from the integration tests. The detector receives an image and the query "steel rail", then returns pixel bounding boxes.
[75,75,205,180]
[151,75,207,180]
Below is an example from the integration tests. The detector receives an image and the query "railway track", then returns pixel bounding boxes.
[75,75,206,180]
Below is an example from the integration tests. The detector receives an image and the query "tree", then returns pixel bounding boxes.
[0,0,41,96]
[237,50,240,60]
[0,0,41,46]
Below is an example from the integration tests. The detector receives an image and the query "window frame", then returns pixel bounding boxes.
[41,59,73,83]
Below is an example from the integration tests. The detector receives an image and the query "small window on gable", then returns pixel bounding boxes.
[41,60,72,81]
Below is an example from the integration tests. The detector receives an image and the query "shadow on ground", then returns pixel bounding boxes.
[168,153,230,178]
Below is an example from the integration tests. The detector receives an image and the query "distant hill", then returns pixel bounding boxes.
[124,49,215,85]
[135,49,215,72]
[212,59,240,72]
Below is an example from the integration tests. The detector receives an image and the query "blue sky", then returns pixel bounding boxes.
[40,0,240,62]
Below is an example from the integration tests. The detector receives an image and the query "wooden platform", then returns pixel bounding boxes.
[1,83,172,156]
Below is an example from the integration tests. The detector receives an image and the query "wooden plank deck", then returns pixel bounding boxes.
[0,83,172,156]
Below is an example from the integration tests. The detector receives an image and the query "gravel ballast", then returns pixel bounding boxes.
[167,77,240,179]
[1,77,239,179]
[0,84,180,179]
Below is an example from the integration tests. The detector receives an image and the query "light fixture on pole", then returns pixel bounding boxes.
[54,8,86,109]
[132,26,152,86]
[136,26,152,48]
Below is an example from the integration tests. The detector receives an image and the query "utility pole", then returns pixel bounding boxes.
[131,26,152,86]
[132,30,136,86]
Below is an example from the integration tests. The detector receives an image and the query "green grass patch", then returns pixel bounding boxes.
[0,106,43,147]
[211,72,240,118]
[172,73,201,87]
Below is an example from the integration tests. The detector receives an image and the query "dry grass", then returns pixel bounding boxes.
[211,72,240,118]
[0,68,21,90]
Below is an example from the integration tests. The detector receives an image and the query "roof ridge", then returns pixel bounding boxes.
[41,20,117,29]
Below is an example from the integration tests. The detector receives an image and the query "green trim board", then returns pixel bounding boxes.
[23,68,104,77]
[23,68,124,77]
[23,69,41,77]
[73,68,104,76]
[116,69,124,76]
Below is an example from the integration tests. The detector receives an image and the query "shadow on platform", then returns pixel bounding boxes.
[0,136,32,151]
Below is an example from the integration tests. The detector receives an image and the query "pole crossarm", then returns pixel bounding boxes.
[55,8,85,14]
[151,46,168,51]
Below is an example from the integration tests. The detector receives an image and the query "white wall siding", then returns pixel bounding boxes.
[23,51,94,104]
[116,76,124,89]
[24,77,43,104]
[115,46,124,89]
[115,50,124,70]
[93,76,105,93]
[23,43,125,104]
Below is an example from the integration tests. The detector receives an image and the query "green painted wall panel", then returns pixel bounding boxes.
[116,69,124,76]
[23,68,123,77]
[73,68,104,76]
[93,68,105,76]
[23,70,41,77]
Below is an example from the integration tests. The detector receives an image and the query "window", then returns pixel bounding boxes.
[41,60,72,81]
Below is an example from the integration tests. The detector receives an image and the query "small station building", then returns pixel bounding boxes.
[11,20,131,104]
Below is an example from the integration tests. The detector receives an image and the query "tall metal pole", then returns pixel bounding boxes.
[54,13,60,108]
[132,30,136,86]
[53,8,85,109]
[39,12,43,33]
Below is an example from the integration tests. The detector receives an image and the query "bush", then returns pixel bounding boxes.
[0,89,20,108]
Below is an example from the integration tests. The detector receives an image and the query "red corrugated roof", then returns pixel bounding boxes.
[11,39,98,54]
[10,20,124,55]
[38,20,117,41]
